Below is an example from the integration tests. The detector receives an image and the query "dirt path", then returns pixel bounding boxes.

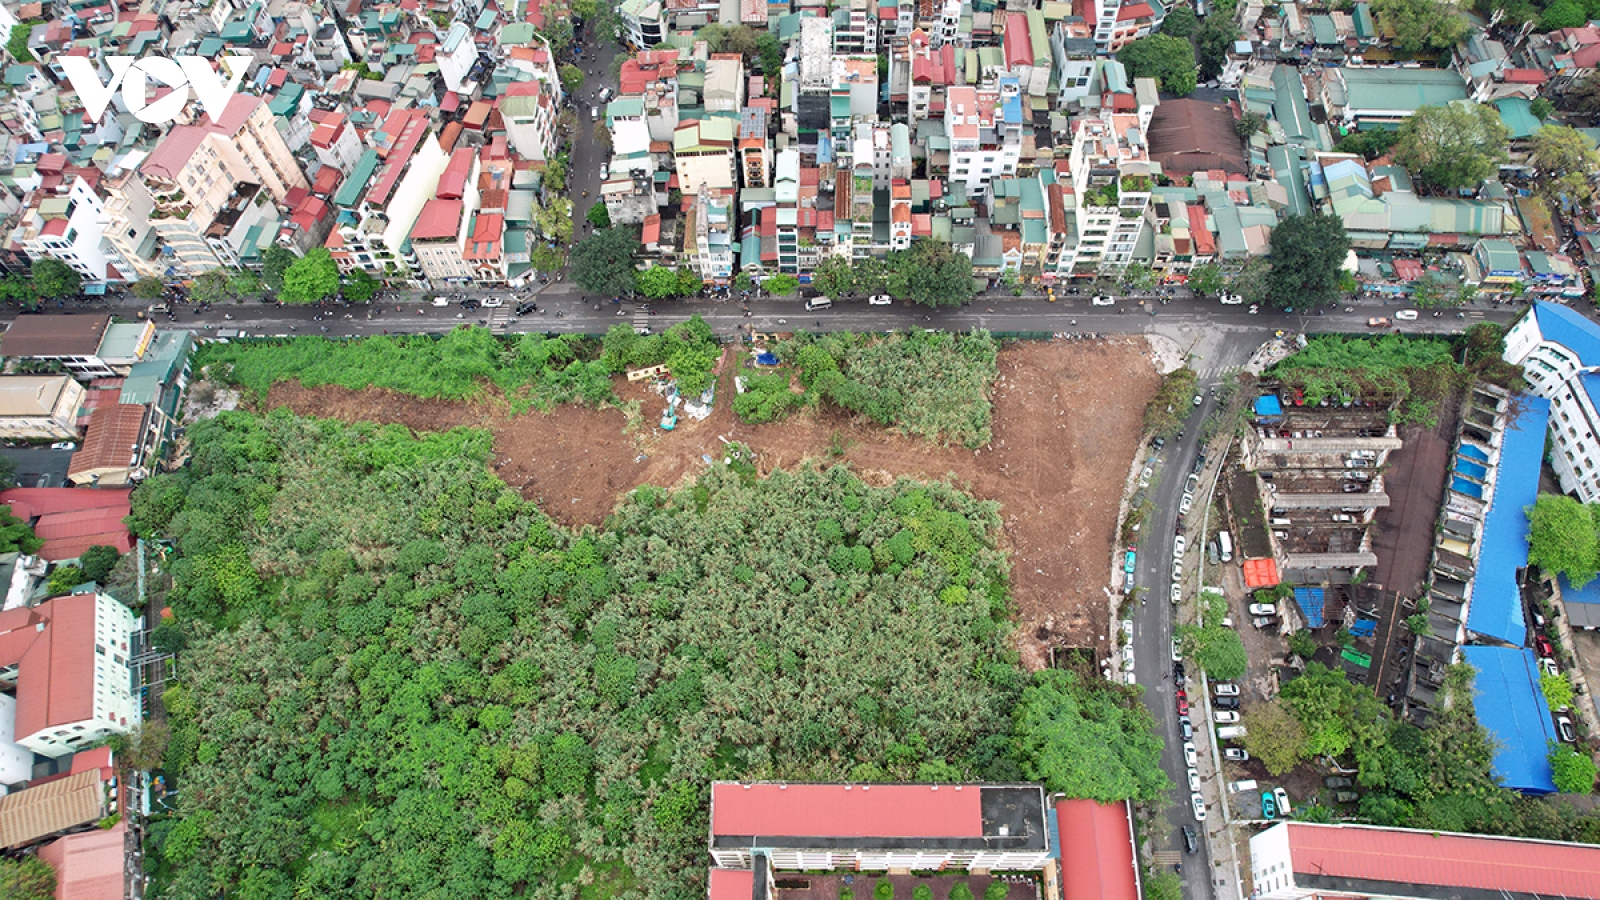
[262,338,1159,667]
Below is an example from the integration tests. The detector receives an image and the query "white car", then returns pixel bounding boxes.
[1187,767,1202,792]
[50,441,76,451]
[1223,748,1250,762]
[1542,657,1560,678]
[1174,535,1187,557]
[1091,294,1115,306]
[599,163,609,179]
[868,294,893,305]
[1121,645,1135,672]
[1192,792,1207,821]
[1249,603,1278,616]
[1273,787,1291,817]
[1214,710,1241,724]
[432,296,450,307]
[1171,583,1183,605]
[1219,292,1244,305]
[1171,638,1183,662]
[1180,493,1194,515]
[1247,304,1260,315]
[1183,741,1198,767]
[1173,562,1184,582]
[1122,619,1134,640]
[1193,394,1204,406]
[481,296,504,308]
[1214,683,1241,696]
[1395,309,1419,320]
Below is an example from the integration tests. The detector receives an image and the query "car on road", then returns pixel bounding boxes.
[1367,316,1391,327]
[1261,791,1277,819]
[1173,561,1184,582]
[1121,645,1135,672]
[1542,657,1560,678]
[1122,619,1134,640]
[1252,616,1279,629]
[1171,583,1182,605]
[1325,776,1354,789]
[1182,825,1198,854]
[1535,635,1555,658]
[1193,394,1203,406]
[1124,548,1137,574]
[49,442,76,451]
[1173,661,1186,681]
[1174,535,1187,557]
[432,296,450,306]
[1186,472,1202,492]
[1214,683,1240,696]
[1214,710,1240,724]
[1274,787,1292,817]
[1247,304,1259,314]
[1176,691,1189,716]
[1179,493,1194,515]
[515,301,538,316]
[1171,638,1183,662]
[1180,718,1193,740]
[1183,741,1197,766]
[590,106,599,119]
[1557,714,1577,743]
[1220,292,1243,305]
[1248,603,1278,616]
[1213,696,1240,711]
[482,296,504,307]
[1091,294,1114,306]
[1223,748,1250,762]
[1187,767,1201,792]
[1395,309,1419,320]
[867,294,894,305]
[1191,792,1207,821]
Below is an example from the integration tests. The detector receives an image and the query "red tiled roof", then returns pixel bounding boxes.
[0,488,133,562]
[708,869,753,900]
[1284,823,1600,898]
[411,198,463,241]
[0,594,99,743]
[641,214,661,245]
[1003,12,1032,68]
[1117,1,1153,19]
[1242,557,1279,588]
[36,820,126,900]
[710,784,983,839]
[1393,258,1424,281]
[1187,205,1215,256]
[368,108,429,206]
[438,147,475,199]
[1058,800,1139,900]
[1502,68,1548,84]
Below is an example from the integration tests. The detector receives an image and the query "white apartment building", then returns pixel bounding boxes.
[1503,302,1600,500]
[0,593,139,760]
[438,23,480,95]
[688,190,734,282]
[502,79,562,164]
[619,0,665,49]
[704,56,745,114]
[0,376,84,440]
[310,112,365,176]
[1054,78,1159,276]
[833,0,878,54]
[945,82,1024,194]
[10,176,122,282]
[326,109,450,286]
[674,119,737,195]
[409,198,474,284]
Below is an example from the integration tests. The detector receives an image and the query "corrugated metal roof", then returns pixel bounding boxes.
[0,769,105,849]
[710,783,983,839]
[1058,800,1139,900]
[1284,822,1600,895]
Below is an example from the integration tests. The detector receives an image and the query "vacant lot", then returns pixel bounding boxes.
[263,337,1159,666]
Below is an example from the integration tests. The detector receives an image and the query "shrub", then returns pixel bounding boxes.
[985,880,1009,900]
[949,884,974,900]
[875,880,895,900]
[913,885,933,900]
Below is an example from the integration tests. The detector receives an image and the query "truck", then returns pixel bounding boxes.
[1217,530,1233,562]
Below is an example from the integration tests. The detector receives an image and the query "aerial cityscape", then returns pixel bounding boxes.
[0,0,1598,897]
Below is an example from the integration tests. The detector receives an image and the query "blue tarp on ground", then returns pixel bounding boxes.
[1455,459,1488,480]
[1461,645,1557,794]
[1255,395,1283,417]
[1294,587,1326,628]
[1452,476,1484,498]
[1465,394,1550,647]
[754,352,779,366]
[1459,443,1489,461]
[1350,619,1376,637]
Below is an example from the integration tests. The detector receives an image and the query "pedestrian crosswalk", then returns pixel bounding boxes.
[487,305,513,333]
[633,305,652,333]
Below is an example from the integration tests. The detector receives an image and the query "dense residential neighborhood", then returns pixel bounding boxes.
[1,0,1600,898]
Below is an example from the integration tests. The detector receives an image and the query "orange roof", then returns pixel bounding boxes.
[1058,800,1139,900]
[67,404,146,482]
[36,820,126,900]
[0,595,102,745]
[1242,557,1280,589]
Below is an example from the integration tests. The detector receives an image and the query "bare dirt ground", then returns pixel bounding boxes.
[261,338,1159,667]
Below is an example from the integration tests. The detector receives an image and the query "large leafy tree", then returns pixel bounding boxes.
[1231,256,1273,306]
[32,257,80,298]
[1527,493,1599,588]
[189,268,231,305]
[1392,103,1509,192]
[1195,19,1237,82]
[570,226,641,295]
[132,275,166,300]
[341,268,380,303]
[1370,0,1469,52]
[1242,700,1309,775]
[0,856,55,900]
[1551,745,1598,794]
[887,241,976,308]
[1012,669,1170,803]
[1116,34,1197,96]
[1161,4,1197,36]
[558,64,584,96]
[1530,124,1600,203]
[0,504,42,555]
[279,248,340,305]
[636,265,681,299]
[1265,213,1350,308]
[260,245,297,293]
[1189,263,1225,298]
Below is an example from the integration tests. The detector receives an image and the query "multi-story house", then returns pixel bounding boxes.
[438,23,483,95]
[738,107,772,190]
[833,0,878,54]
[1054,78,1159,276]
[502,79,562,164]
[619,50,681,143]
[309,111,365,176]
[945,81,1025,195]
[1503,302,1600,501]
[686,189,734,282]
[9,176,123,283]
[619,0,665,50]
[325,108,450,286]
[0,592,139,760]
[674,119,737,195]
[704,55,745,115]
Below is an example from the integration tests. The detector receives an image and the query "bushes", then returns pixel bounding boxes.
[876,880,895,900]
[1143,367,1198,436]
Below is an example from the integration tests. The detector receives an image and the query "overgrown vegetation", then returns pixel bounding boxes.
[0,504,42,555]
[197,327,617,413]
[135,412,1150,899]
[1143,367,1198,437]
[1181,590,1247,680]
[735,330,1000,448]
[1526,492,1600,588]
[599,316,722,396]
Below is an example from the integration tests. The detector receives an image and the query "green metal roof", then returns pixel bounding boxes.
[1495,97,1540,140]
[1338,67,1467,116]
[1309,15,1337,45]
[476,9,497,29]
[500,21,536,44]
[198,37,224,57]
[221,19,254,42]
[3,66,32,86]
[334,148,381,208]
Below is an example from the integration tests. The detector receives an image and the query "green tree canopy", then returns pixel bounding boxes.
[1527,493,1599,588]
[1242,699,1310,775]
[1541,0,1588,30]
[1370,0,1469,52]
[1392,102,1510,191]
[341,268,380,304]
[1195,19,1237,82]
[79,545,121,583]
[1116,34,1198,95]
[1266,213,1351,308]
[1530,124,1600,203]
[0,856,55,900]
[1161,4,1197,36]
[1550,745,1598,794]
[31,257,81,298]
[570,227,641,296]
[586,202,612,229]
[133,275,166,300]
[887,241,976,308]
[260,245,297,293]
[559,63,584,96]
[190,268,233,305]
[1189,263,1226,298]
[279,248,340,305]
[636,266,681,299]
[1335,128,1399,159]
[0,505,42,555]
[1542,672,1575,712]
[1012,669,1170,803]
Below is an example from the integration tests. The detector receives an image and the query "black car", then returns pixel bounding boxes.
[1182,825,1198,854]
[1213,696,1240,711]
[461,297,481,311]
[515,301,537,316]
[1173,661,1186,681]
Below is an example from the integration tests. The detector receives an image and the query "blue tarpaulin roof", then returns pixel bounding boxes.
[1349,619,1376,637]
[1455,459,1488,480]
[1294,587,1325,628]
[1459,443,1488,461]
[1461,645,1557,793]
[1452,476,1483,498]
[1465,394,1549,646]
[755,352,779,366]
[1255,395,1283,416]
